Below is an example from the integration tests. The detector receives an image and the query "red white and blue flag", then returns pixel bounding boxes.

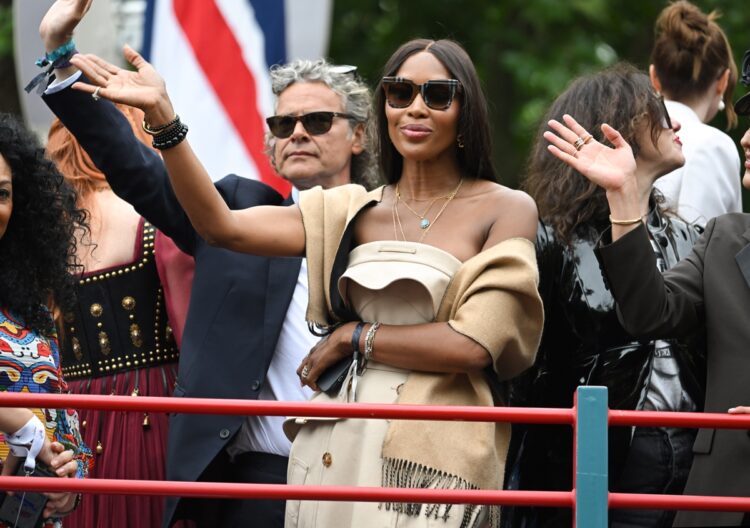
[142,0,332,194]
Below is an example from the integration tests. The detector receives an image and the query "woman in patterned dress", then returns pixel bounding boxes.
[0,113,92,526]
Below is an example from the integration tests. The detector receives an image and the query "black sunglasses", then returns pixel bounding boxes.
[382,77,462,110]
[266,111,355,139]
[657,96,673,130]
[734,50,750,116]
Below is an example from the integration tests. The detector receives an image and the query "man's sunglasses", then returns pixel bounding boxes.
[382,77,462,110]
[266,111,355,139]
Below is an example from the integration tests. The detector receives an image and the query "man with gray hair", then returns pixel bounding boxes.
[39,7,375,522]
[266,59,377,191]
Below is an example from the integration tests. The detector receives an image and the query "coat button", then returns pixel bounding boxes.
[219,429,231,439]
[251,380,261,390]
[322,452,332,467]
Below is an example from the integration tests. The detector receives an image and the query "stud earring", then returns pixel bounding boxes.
[457,134,465,149]
[718,98,726,112]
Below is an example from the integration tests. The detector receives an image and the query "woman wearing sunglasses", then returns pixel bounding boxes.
[544,68,750,528]
[69,37,543,528]
[506,64,704,528]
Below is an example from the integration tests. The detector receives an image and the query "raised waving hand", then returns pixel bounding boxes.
[544,114,644,239]
[69,47,174,122]
[544,114,638,192]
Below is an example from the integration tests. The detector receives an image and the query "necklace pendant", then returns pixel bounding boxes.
[420,218,430,229]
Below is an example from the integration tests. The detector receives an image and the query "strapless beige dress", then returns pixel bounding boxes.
[284,241,487,528]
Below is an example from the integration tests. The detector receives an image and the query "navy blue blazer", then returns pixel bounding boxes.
[44,85,302,527]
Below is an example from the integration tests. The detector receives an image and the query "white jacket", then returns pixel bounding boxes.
[654,100,742,226]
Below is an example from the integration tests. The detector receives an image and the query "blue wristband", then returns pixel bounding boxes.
[41,39,76,65]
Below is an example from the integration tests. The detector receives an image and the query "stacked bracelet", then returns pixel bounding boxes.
[142,114,180,134]
[364,322,381,363]
[142,115,189,150]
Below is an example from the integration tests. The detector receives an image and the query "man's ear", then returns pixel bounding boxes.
[351,123,365,155]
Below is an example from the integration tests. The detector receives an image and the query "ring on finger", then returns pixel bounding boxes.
[573,137,586,151]
[300,365,310,379]
[582,133,593,145]
[91,86,102,101]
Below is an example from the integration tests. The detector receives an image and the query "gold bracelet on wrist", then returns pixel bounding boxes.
[142,114,179,135]
[608,214,644,226]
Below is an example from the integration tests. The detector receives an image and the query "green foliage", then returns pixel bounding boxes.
[0,4,13,58]
[328,0,750,192]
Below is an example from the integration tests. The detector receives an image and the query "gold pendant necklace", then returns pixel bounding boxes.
[392,178,464,243]
[395,181,458,230]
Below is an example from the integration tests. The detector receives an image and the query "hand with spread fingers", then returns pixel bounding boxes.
[296,322,358,391]
[69,47,174,121]
[543,114,638,193]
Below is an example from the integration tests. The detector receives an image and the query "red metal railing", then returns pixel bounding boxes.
[1,391,750,524]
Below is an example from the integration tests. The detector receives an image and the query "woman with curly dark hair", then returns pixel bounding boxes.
[506,64,704,528]
[0,113,93,527]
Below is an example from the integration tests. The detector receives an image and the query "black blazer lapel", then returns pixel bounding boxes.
[735,229,750,291]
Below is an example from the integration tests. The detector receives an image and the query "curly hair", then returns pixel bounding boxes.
[0,113,87,333]
[524,63,670,245]
[266,59,379,189]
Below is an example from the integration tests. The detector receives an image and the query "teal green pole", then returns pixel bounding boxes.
[574,386,608,527]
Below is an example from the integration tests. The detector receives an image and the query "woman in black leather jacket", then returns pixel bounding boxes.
[506,64,705,528]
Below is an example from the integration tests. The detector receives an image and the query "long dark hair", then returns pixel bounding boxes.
[524,63,669,245]
[0,114,87,333]
[373,39,497,184]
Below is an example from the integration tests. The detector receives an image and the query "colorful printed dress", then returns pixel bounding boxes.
[0,307,92,528]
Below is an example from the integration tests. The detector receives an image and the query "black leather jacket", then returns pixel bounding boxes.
[508,206,705,508]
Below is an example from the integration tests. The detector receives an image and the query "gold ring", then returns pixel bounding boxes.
[91,87,102,101]
[573,137,585,151]
[300,365,310,379]
[582,134,593,145]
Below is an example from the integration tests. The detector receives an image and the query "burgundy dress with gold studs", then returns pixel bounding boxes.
[59,219,179,528]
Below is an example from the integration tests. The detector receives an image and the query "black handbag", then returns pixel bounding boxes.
[0,463,55,528]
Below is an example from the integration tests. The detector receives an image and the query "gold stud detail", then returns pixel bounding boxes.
[90,303,103,317]
[72,337,83,361]
[122,296,136,311]
[99,331,111,356]
[322,452,333,468]
[129,323,143,347]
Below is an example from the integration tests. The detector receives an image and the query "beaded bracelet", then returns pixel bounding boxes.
[152,119,190,150]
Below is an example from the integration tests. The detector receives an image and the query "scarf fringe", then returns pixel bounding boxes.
[380,457,501,528]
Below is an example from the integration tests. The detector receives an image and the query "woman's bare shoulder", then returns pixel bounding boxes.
[470,182,538,244]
